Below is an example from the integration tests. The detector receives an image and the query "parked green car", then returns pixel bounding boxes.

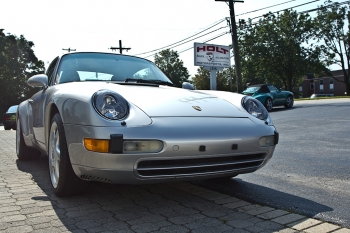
[242,84,294,111]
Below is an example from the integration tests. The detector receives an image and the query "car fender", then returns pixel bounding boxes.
[17,100,36,147]
[254,94,269,105]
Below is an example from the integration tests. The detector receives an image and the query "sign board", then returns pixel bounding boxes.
[203,66,224,71]
[194,42,231,68]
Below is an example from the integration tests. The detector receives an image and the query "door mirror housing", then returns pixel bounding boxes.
[182,82,195,90]
[27,74,48,88]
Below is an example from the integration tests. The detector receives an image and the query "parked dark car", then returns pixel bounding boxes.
[242,84,294,111]
[3,105,18,130]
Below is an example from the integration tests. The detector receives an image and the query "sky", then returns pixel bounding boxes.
[1,0,328,76]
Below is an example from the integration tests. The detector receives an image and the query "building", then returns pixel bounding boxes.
[300,69,348,98]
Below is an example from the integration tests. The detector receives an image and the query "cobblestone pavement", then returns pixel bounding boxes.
[1,131,349,233]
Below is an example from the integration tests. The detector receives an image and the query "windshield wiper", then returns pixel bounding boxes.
[124,78,173,87]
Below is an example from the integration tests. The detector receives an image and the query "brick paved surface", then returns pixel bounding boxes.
[1,130,349,233]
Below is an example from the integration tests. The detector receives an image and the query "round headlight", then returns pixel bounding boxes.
[242,96,269,121]
[93,90,129,120]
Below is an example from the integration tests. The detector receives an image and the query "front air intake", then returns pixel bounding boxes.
[136,153,266,177]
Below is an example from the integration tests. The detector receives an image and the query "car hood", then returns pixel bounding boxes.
[89,83,248,118]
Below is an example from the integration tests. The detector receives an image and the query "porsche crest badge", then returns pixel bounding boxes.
[192,106,202,111]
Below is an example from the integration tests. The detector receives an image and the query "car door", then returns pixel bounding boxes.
[274,85,286,104]
[268,85,285,105]
[31,90,47,145]
[31,57,59,147]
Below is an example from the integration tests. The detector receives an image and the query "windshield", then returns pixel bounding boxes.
[55,53,172,84]
[243,87,259,93]
[7,105,18,113]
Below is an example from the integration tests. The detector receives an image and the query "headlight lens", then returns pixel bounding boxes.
[93,90,129,120]
[242,96,269,121]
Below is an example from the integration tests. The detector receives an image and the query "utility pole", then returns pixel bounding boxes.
[109,40,131,54]
[62,48,76,52]
[215,0,243,93]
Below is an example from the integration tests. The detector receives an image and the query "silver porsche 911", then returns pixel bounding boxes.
[16,52,279,196]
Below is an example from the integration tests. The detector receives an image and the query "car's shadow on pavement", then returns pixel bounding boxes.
[192,178,333,218]
[15,155,333,232]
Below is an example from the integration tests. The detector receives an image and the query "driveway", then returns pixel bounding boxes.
[1,130,350,232]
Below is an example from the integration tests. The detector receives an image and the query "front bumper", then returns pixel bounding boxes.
[64,117,277,184]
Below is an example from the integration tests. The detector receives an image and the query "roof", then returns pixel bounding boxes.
[247,83,272,87]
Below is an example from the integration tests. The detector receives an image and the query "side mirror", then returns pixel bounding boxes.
[27,74,48,88]
[182,82,195,90]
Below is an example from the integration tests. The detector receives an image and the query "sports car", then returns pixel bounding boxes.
[16,52,279,196]
[242,84,294,111]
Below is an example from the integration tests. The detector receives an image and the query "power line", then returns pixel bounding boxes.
[139,0,345,60]
[137,0,300,57]
[177,32,230,54]
[299,0,350,14]
[109,40,131,54]
[135,18,226,56]
[136,0,321,58]
[62,48,76,52]
[248,0,349,26]
[249,0,320,20]
[236,0,297,16]
[142,28,229,58]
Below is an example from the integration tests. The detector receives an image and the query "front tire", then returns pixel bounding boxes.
[284,95,294,108]
[48,113,87,196]
[4,125,11,130]
[16,119,41,161]
[264,98,273,112]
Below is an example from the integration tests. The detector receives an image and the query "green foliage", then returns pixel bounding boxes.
[154,49,190,87]
[192,66,235,91]
[238,10,325,94]
[313,0,350,95]
[0,29,45,116]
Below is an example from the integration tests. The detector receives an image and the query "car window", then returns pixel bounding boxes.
[267,85,278,92]
[133,68,157,80]
[78,71,113,81]
[259,85,270,93]
[7,105,18,113]
[46,57,59,85]
[244,87,259,92]
[55,53,171,84]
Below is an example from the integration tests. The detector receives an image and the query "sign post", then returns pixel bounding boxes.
[203,67,224,90]
[194,43,231,90]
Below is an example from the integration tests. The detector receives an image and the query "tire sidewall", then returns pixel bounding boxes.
[264,98,273,111]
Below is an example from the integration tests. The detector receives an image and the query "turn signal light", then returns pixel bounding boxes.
[84,138,109,153]
[259,136,275,147]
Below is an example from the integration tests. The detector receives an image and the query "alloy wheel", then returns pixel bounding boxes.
[49,122,60,188]
[16,119,20,155]
[266,99,273,111]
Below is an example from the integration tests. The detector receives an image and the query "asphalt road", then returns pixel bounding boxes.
[193,98,350,228]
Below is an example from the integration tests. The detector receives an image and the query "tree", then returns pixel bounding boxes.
[238,10,324,93]
[0,29,45,116]
[154,49,190,87]
[313,0,350,96]
[192,66,235,91]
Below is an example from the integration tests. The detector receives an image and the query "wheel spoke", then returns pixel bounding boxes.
[49,123,60,188]
[16,120,20,155]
